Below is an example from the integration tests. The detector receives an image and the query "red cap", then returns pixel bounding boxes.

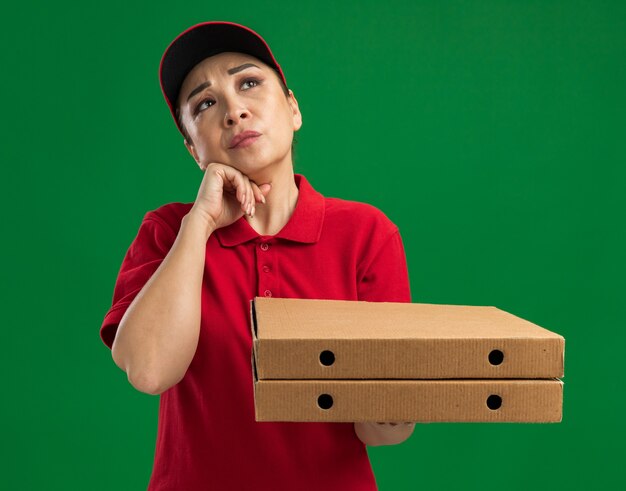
[159,21,288,136]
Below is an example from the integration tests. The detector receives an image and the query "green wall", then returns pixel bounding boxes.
[2,1,624,489]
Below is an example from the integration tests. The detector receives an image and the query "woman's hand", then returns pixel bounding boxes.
[188,163,271,234]
[354,421,417,446]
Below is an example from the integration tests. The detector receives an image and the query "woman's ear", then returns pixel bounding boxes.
[184,139,205,170]
[288,89,302,131]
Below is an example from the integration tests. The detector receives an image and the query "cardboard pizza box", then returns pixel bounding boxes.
[250,297,565,379]
[252,357,563,422]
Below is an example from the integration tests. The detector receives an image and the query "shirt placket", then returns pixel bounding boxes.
[256,239,276,298]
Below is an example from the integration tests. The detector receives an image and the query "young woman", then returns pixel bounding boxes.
[101,21,415,490]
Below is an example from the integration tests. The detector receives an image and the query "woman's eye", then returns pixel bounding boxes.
[196,99,214,113]
[242,78,260,89]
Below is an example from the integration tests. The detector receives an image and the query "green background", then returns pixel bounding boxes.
[3,0,624,489]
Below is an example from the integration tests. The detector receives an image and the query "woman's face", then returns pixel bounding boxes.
[176,52,302,174]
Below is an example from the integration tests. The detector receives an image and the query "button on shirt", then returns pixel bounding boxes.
[100,173,411,491]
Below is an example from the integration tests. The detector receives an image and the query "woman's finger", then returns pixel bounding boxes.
[242,175,253,216]
[247,182,263,218]
[250,181,265,204]
[374,422,414,427]
[219,166,246,205]
[234,172,248,213]
[248,183,256,217]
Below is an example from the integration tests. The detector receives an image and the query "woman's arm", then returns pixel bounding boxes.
[111,212,213,395]
[110,164,268,395]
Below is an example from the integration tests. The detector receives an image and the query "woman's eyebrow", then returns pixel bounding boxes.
[186,63,261,102]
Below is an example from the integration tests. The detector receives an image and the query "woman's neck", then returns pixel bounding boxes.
[244,165,299,237]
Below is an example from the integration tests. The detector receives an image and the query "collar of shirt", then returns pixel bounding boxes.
[214,173,325,247]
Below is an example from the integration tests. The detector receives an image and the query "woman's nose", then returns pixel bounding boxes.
[223,100,251,126]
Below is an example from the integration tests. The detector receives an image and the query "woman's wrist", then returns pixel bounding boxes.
[183,210,217,241]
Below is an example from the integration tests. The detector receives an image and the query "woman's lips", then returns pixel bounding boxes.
[231,135,261,149]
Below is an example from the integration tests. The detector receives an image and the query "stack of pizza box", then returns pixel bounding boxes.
[249,297,564,423]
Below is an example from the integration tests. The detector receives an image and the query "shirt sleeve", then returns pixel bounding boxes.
[100,212,177,350]
[357,228,412,303]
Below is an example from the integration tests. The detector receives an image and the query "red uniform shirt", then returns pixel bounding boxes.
[101,173,411,490]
